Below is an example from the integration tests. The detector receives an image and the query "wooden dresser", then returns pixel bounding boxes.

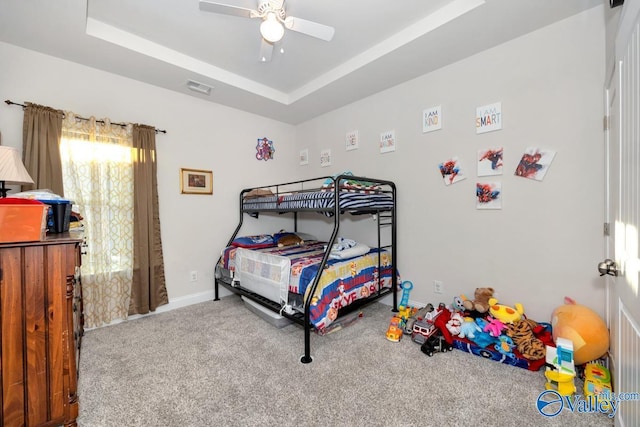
[0,234,84,427]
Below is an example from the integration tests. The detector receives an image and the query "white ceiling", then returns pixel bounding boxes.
[0,0,603,124]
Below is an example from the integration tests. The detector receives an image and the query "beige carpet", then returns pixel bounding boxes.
[77,296,614,426]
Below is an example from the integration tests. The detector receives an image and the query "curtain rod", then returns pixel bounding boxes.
[4,100,167,134]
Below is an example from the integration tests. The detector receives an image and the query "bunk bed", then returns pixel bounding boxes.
[214,174,398,363]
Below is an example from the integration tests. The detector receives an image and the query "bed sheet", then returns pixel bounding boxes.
[220,241,396,330]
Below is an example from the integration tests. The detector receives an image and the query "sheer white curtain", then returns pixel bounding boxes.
[60,113,135,328]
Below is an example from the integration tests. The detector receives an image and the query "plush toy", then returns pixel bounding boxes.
[551,297,609,365]
[505,318,546,360]
[495,335,516,359]
[473,318,499,348]
[452,295,467,312]
[462,287,495,314]
[458,317,481,340]
[483,316,506,337]
[276,233,304,247]
[488,297,524,324]
[446,312,463,336]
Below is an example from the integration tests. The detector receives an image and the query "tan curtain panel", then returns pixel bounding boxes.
[130,124,168,315]
[22,103,65,195]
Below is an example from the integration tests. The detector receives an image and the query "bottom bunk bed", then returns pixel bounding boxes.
[215,236,398,361]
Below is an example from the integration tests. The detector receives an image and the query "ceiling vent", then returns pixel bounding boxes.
[186,80,213,95]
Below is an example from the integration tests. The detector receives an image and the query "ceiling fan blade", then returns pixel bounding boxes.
[199,0,256,18]
[268,0,285,10]
[284,16,335,42]
[259,39,274,62]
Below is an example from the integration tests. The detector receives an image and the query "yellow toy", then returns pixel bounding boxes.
[488,297,524,324]
[544,370,576,396]
[584,362,613,411]
[550,297,609,365]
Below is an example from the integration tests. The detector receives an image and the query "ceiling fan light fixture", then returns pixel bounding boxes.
[260,12,284,43]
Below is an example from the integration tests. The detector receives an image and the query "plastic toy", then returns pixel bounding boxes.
[544,370,576,396]
[385,316,403,342]
[583,362,613,410]
[420,332,453,357]
[545,337,576,395]
[399,280,413,308]
[550,297,609,365]
[488,297,524,324]
[403,303,434,335]
[462,287,495,314]
[411,304,446,345]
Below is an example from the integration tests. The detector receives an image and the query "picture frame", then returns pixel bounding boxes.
[180,168,213,194]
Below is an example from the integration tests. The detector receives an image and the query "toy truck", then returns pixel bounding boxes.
[411,306,444,345]
[420,332,453,357]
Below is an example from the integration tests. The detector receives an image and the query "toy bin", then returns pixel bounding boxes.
[39,199,72,233]
[0,198,48,243]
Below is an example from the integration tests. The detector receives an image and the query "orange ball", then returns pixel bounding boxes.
[551,303,609,365]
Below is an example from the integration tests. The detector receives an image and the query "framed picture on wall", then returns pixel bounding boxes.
[180,168,213,194]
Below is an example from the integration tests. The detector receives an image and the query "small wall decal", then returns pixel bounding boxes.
[346,130,359,151]
[256,137,275,161]
[423,105,442,133]
[380,130,396,153]
[478,147,504,176]
[320,149,332,167]
[476,102,502,134]
[515,147,556,181]
[299,149,309,165]
[438,157,466,186]
[476,182,502,209]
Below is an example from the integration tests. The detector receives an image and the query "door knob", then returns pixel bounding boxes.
[598,258,619,276]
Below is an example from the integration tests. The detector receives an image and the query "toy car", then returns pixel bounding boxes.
[420,333,453,357]
[386,316,403,342]
[411,304,446,344]
[403,303,434,335]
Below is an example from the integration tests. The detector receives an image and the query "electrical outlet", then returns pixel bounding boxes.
[434,280,443,294]
[190,270,198,282]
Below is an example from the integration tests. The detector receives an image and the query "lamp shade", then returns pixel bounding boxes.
[0,146,34,185]
[260,12,284,43]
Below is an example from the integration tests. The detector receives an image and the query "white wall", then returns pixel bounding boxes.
[0,41,295,306]
[293,6,607,323]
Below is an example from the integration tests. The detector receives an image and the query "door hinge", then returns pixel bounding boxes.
[604,222,611,236]
[603,115,610,131]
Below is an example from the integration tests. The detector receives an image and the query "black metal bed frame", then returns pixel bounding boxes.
[214,174,398,363]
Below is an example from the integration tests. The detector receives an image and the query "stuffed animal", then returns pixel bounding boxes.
[458,317,482,340]
[473,318,499,348]
[488,297,524,324]
[446,312,464,336]
[276,233,304,247]
[495,335,516,359]
[452,295,467,312]
[483,316,506,337]
[505,318,546,360]
[551,297,609,365]
[462,287,495,314]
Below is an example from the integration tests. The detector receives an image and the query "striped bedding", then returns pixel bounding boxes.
[242,190,393,213]
[220,241,396,331]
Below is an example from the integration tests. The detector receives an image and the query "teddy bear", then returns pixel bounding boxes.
[462,287,495,314]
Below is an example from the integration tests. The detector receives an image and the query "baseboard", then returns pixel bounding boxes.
[86,289,219,330]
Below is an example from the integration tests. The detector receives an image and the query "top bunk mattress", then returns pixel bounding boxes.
[242,190,394,213]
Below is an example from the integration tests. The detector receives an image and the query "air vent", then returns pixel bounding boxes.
[186,80,213,95]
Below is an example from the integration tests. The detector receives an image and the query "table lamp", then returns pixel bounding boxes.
[0,146,34,198]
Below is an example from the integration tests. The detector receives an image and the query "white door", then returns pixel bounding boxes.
[604,2,640,426]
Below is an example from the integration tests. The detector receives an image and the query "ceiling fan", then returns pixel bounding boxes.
[199,0,335,62]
